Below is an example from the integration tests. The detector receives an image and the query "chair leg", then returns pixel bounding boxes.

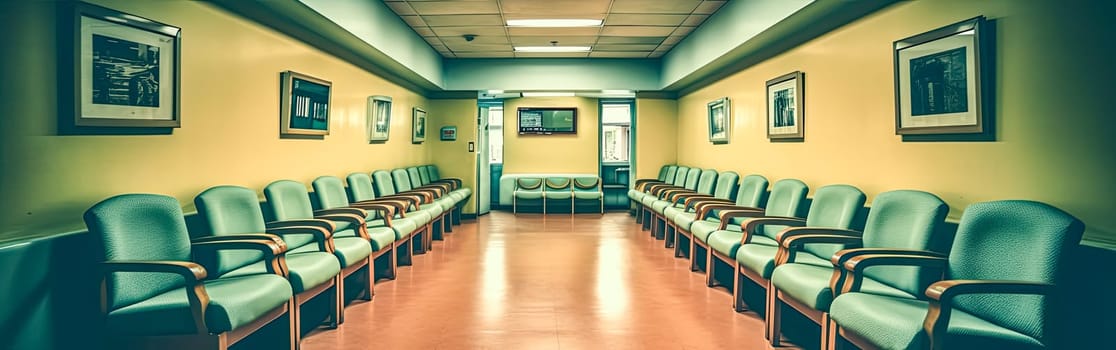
[664,223,675,249]
[329,277,343,328]
[768,291,782,346]
[734,263,748,312]
[387,245,399,278]
[363,258,375,301]
[288,301,299,350]
[705,249,716,287]
[827,317,842,350]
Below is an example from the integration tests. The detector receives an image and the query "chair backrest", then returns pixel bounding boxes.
[545,177,571,191]
[682,167,703,190]
[312,176,353,209]
[418,166,433,185]
[693,168,719,194]
[194,186,271,276]
[572,176,599,190]
[752,179,809,237]
[656,165,671,182]
[798,185,867,260]
[371,170,397,196]
[516,177,543,191]
[734,174,769,207]
[670,166,690,186]
[407,167,424,188]
[347,173,378,202]
[947,200,1083,343]
[661,165,678,182]
[858,190,949,296]
[712,171,740,200]
[85,193,192,311]
[392,169,413,192]
[262,180,318,250]
[426,165,441,181]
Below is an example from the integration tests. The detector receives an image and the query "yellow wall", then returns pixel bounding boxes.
[634,98,678,180]
[0,0,431,242]
[426,99,479,214]
[676,0,1116,246]
[501,97,600,174]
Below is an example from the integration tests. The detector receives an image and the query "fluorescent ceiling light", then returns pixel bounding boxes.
[514,46,591,52]
[506,19,602,27]
[521,92,575,97]
[601,90,633,95]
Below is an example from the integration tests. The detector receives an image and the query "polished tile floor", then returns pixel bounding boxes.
[303,212,801,349]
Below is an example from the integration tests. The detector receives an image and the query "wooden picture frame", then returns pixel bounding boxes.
[894,16,990,135]
[707,97,730,144]
[367,95,392,142]
[412,107,427,143]
[766,71,805,140]
[68,2,181,128]
[279,71,331,136]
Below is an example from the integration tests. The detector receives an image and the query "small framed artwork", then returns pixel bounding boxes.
[68,2,181,128]
[412,107,427,143]
[367,95,392,142]
[766,71,805,140]
[707,97,730,144]
[894,16,990,135]
[440,126,457,141]
[279,71,331,136]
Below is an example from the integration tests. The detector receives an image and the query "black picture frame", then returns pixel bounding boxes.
[279,70,331,136]
[67,2,181,128]
[765,71,805,140]
[894,16,991,136]
[707,97,730,144]
[412,107,427,143]
[367,95,391,142]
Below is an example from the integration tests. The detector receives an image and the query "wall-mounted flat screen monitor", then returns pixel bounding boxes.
[518,107,577,134]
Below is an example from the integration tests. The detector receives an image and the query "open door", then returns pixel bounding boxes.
[476,102,503,215]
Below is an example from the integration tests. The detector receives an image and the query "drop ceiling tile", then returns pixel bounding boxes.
[422,14,504,27]
[693,1,727,15]
[413,27,436,36]
[507,27,602,36]
[604,14,686,26]
[455,51,516,58]
[510,36,596,45]
[514,52,590,58]
[661,35,684,45]
[441,35,510,45]
[431,26,508,36]
[401,16,427,27]
[500,0,610,15]
[595,36,665,44]
[444,43,512,51]
[682,14,709,26]
[600,26,677,37]
[409,1,499,15]
[385,1,417,15]
[671,26,696,36]
[648,51,665,58]
[594,44,659,51]
[610,0,702,14]
[589,51,650,58]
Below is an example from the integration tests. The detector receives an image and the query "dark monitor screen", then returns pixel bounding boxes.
[517,107,577,134]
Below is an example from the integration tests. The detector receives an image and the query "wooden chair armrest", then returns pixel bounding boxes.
[101,260,207,281]
[315,213,367,228]
[715,210,769,230]
[684,196,730,210]
[266,225,338,251]
[346,202,397,217]
[826,248,945,298]
[698,204,760,222]
[740,216,807,243]
[841,254,948,294]
[775,234,863,266]
[192,239,289,275]
[401,190,435,203]
[923,280,1054,347]
[374,195,420,210]
[315,207,366,217]
[192,233,284,246]
[646,184,679,194]
[266,219,336,233]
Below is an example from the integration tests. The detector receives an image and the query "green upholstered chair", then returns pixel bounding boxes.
[710,184,863,313]
[424,165,472,226]
[542,177,573,213]
[312,176,414,280]
[513,177,545,214]
[663,171,741,250]
[767,190,949,348]
[371,170,435,252]
[262,180,379,278]
[641,167,702,236]
[86,193,295,350]
[687,177,793,269]
[408,166,452,195]
[647,168,719,239]
[194,185,347,332]
[349,172,431,265]
[391,168,446,247]
[827,200,1084,350]
[637,166,689,230]
[572,176,604,214]
[629,165,676,219]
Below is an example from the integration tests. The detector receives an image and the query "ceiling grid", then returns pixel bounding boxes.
[382,0,727,58]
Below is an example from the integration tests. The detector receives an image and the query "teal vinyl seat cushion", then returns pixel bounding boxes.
[331,236,376,266]
[107,273,292,335]
[734,242,831,278]
[223,251,338,292]
[771,263,913,311]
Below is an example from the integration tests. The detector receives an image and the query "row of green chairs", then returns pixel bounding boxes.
[84,165,469,350]
[512,176,603,214]
[632,165,1084,350]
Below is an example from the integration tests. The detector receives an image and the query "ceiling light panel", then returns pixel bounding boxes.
[522,92,575,97]
[514,46,592,52]
[507,19,603,27]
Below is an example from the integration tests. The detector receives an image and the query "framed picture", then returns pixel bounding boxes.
[766,71,805,139]
[412,107,427,143]
[279,70,331,136]
[68,2,181,128]
[707,97,730,144]
[367,95,392,142]
[894,16,990,135]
